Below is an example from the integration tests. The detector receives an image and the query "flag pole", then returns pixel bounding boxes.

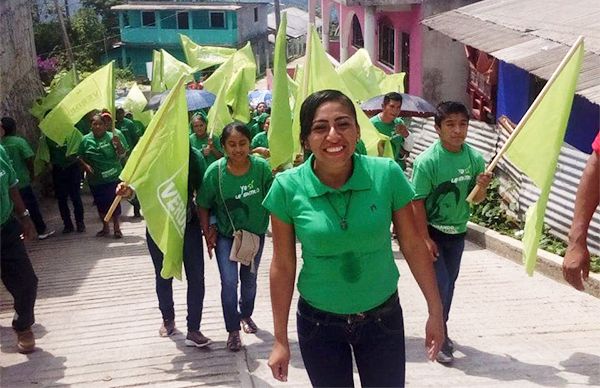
[103,75,187,222]
[466,35,584,203]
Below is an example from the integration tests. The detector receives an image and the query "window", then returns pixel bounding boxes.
[177,11,189,29]
[254,7,258,22]
[142,11,156,27]
[378,22,394,67]
[122,12,130,27]
[351,15,363,48]
[209,11,226,28]
[401,32,410,86]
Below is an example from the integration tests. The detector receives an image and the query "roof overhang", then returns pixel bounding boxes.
[112,4,242,11]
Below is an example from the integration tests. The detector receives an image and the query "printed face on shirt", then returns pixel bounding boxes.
[192,118,207,137]
[91,116,107,138]
[223,128,251,163]
[307,101,360,167]
[435,112,469,153]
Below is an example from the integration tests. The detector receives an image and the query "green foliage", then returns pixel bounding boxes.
[34,21,64,58]
[71,7,107,71]
[81,0,123,33]
[115,66,135,86]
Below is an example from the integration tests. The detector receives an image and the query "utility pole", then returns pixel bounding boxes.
[274,0,281,32]
[53,0,78,81]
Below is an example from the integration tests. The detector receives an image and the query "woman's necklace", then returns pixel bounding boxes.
[324,191,353,231]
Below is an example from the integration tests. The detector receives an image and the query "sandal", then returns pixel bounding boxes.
[96,230,109,237]
[227,331,242,352]
[241,317,258,334]
[114,230,123,239]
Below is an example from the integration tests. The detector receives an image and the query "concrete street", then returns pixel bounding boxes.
[1,195,599,387]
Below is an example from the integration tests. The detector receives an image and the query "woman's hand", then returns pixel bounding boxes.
[116,183,134,199]
[425,313,445,361]
[268,340,290,382]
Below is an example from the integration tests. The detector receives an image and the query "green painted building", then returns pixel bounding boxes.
[107,1,270,77]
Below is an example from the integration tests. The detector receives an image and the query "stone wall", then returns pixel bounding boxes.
[0,0,43,144]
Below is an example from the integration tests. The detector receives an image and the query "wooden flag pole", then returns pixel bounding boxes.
[466,36,584,203]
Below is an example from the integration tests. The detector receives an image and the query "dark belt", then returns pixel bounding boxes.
[298,291,399,325]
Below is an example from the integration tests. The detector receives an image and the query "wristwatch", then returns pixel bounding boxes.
[18,209,30,219]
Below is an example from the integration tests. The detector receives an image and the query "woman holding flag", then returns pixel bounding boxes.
[197,122,273,352]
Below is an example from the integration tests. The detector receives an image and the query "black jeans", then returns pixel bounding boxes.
[52,163,84,228]
[297,293,406,387]
[146,221,205,331]
[19,185,46,234]
[0,217,38,331]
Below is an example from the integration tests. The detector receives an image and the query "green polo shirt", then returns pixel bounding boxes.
[189,133,223,165]
[197,155,273,236]
[78,130,129,186]
[116,117,141,150]
[0,145,18,225]
[251,132,269,149]
[263,154,415,314]
[412,140,485,234]
[1,136,34,189]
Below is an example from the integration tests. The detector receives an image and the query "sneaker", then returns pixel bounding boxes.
[16,328,35,354]
[38,230,55,240]
[436,348,454,364]
[158,319,176,337]
[241,317,258,334]
[446,337,455,354]
[62,225,74,234]
[185,331,212,348]
[76,222,86,233]
[227,331,242,352]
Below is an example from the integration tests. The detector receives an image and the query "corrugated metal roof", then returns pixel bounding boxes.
[422,0,600,105]
[267,8,322,38]
[112,4,242,11]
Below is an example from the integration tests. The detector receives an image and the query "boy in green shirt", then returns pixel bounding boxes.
[412,101,491,364]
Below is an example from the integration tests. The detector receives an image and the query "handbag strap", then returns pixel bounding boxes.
[218,158,237,234]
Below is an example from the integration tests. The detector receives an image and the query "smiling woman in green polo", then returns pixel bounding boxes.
[263,90,444,387]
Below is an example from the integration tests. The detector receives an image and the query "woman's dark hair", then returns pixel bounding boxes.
[299,89,357,146]
[220,121,252,146]
[434,101,469,127]
[1,117,17,135]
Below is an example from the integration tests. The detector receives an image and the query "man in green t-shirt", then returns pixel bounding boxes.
[369,92,413,170]
[411,102,491,364]
[0,117,54,239]
[0,144,39,354]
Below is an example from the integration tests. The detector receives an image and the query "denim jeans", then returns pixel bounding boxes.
[146,221,205,331]
[52,162,84,228]
[19,185,47,235]
[429,226,466,338]
[297,293,406,387]
[0,217,38,331]
[215,233,265,332]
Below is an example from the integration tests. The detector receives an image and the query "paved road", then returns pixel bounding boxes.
[1,195,599,387]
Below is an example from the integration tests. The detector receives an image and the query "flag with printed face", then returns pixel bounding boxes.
[180,34,236,71]
[30,69,78,120]
[505,38,583,275]
[39,62,114,146]
[120,76,190,280]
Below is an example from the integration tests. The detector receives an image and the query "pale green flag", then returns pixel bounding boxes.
[30,69,78,120]
[122,83,153,126]
[161,49,194,90]
[151,50,165,93]
[505,39,583,275]
[293,26,392,158]
[34,135,50,176]
[207,80,233,138]
[39,62,114,146]
[268,13,294,170]
[120,76,190,280]
[379,72,406,94]
[180,34,236,71]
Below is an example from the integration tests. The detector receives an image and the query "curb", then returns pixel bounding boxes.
[466,222,600,299]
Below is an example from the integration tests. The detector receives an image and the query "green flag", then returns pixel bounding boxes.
[505,38,583,276]
[379,72,405,95]
[34,135,50,176]
[30,69,78,120]
[207,80,233,138]
[120,76,190,280]
[161,49,194,90]
[151,50,165,93]
[39,62,114,146]
[180,34,236,71]
[122,83,153,126]
[293,26,392,158]
[268,13,294,170]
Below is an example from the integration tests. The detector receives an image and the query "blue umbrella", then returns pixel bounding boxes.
[361,93,436,117]
[248,89,272,108]
[146,89,216,111]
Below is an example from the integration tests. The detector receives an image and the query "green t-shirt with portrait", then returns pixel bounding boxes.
[197,155,273,236]
[0,145,18,225]
[47,137,77,168]
[412,140,485,234]
[263,154,415,314]
[1,136,34,189]
[189,133,223,166]
[251,131,269,149]
[78,130,129,186]
[116,117,141,150]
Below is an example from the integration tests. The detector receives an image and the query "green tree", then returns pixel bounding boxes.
[34,21,64,58]
[81,0,123,34]
[71,7,107,71]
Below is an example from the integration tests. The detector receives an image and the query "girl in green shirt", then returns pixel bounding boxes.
[263,90,444,387]
[189,113,223,165]
[197,122,273,352]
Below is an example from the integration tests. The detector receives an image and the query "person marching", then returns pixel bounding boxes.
[189,112,223,166]
[411,101,492,364]
[197,122,273,352]
[251,115,270,159]
[370,92,412,169]
[265,90,444,387]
